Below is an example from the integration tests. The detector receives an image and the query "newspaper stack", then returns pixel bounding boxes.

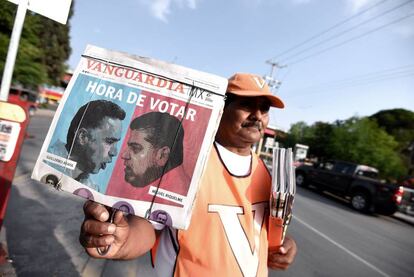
[31,45,228,229]
[268,147,296,250]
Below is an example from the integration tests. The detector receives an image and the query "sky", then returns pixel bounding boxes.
[67,0,414,131]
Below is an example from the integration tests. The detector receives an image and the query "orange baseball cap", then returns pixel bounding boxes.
[227,73,285,108]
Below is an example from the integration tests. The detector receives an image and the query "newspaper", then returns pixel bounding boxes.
[268,147,296,249]
[31,45,228,229]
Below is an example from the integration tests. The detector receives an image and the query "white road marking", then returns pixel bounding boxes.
[295,216,391,277]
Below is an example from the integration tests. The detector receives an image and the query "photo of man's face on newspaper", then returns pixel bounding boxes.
[47,99,127,192]
[121,112,184,188]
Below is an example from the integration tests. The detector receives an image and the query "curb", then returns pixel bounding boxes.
[393,212,414,226]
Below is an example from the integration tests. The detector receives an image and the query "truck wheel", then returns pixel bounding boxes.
[296,172,307,187]
[351,192,370,212]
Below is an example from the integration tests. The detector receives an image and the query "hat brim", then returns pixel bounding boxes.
[228,90,285,108]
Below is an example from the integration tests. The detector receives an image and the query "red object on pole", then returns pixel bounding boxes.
[0,100,29,231]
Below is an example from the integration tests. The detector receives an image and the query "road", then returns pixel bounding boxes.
[273,188,414,277]
[3,110,414,276]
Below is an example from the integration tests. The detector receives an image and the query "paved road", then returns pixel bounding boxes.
[272,187,414,277]
[3,110,414,276]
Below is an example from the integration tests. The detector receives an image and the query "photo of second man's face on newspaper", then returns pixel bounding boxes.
[121,112,184,188]
[106,91,212,207]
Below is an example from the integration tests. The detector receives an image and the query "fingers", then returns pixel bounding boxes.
[80,201,116,250]
[79,233,114,248]
[82,218,116,236]
[268,251,293,266]
[281,236,297,261]
[83,200,109,222]
[113,210,129,227]
[268,237,297,270]
[268,260,290,270]
[268,250,294,270]
[80,201,132,258]
[80,219,115,244]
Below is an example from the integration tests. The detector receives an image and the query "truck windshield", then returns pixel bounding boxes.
[356,170,378,179]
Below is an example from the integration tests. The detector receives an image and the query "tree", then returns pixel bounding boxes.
[284,121,333,159]
[306,122,333,158]
[285,115,408,179]
[0,1,47,89]
[370,109,414,176]
[37,4,73,85]
[284,121,309,148]
[0,1,73,89]
[327,117,405,178]
[370,109,414,133]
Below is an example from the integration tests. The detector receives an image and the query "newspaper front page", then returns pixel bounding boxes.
[32,45,228,229]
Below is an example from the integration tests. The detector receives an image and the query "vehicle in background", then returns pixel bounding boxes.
[293,144,309,162]
[398,177,414,215]
[295,160,400,215]
[7,86,39,116]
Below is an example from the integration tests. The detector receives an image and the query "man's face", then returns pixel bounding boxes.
[121,129,161,187]
[157,213,168,224]
[217,95,270,148]
[83,116,122,174]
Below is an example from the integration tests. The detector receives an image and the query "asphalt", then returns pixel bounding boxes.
[0,174,156,277]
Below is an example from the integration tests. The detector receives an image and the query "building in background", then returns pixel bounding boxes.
[39,70,73,104]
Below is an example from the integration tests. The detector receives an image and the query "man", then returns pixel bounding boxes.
[122,111,185,188]
[49,100,126,191]
[105,111,189,205]
[79,73,297,276]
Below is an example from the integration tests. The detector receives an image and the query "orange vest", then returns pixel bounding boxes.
[153,146,272,277]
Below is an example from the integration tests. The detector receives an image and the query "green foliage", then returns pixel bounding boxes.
[329,117,404,178]
[284,121,309,148]
[14,39,47,87]
[369,109,414,176]
[306,122,333,158]
[370,109,414,131]
[37,13,72,85]
[0,0,72,88]
[370,109,414,149]
[286,113,408,179]
[284,121,333,158]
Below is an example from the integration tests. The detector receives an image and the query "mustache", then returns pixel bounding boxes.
[241,121,263,130]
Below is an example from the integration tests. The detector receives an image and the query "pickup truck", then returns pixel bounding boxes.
[295,160,400,215]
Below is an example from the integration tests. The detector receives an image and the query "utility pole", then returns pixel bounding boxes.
[0,0,29,101]
[264,60,286,92]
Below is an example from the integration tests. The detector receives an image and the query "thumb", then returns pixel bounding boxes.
[278,246,287,255]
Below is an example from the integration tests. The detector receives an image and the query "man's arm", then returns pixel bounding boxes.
[268,236,297,270]
[79,200,156,259]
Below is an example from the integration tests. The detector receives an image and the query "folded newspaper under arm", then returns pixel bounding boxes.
[31,45,228,230]
[268,147,296,250]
